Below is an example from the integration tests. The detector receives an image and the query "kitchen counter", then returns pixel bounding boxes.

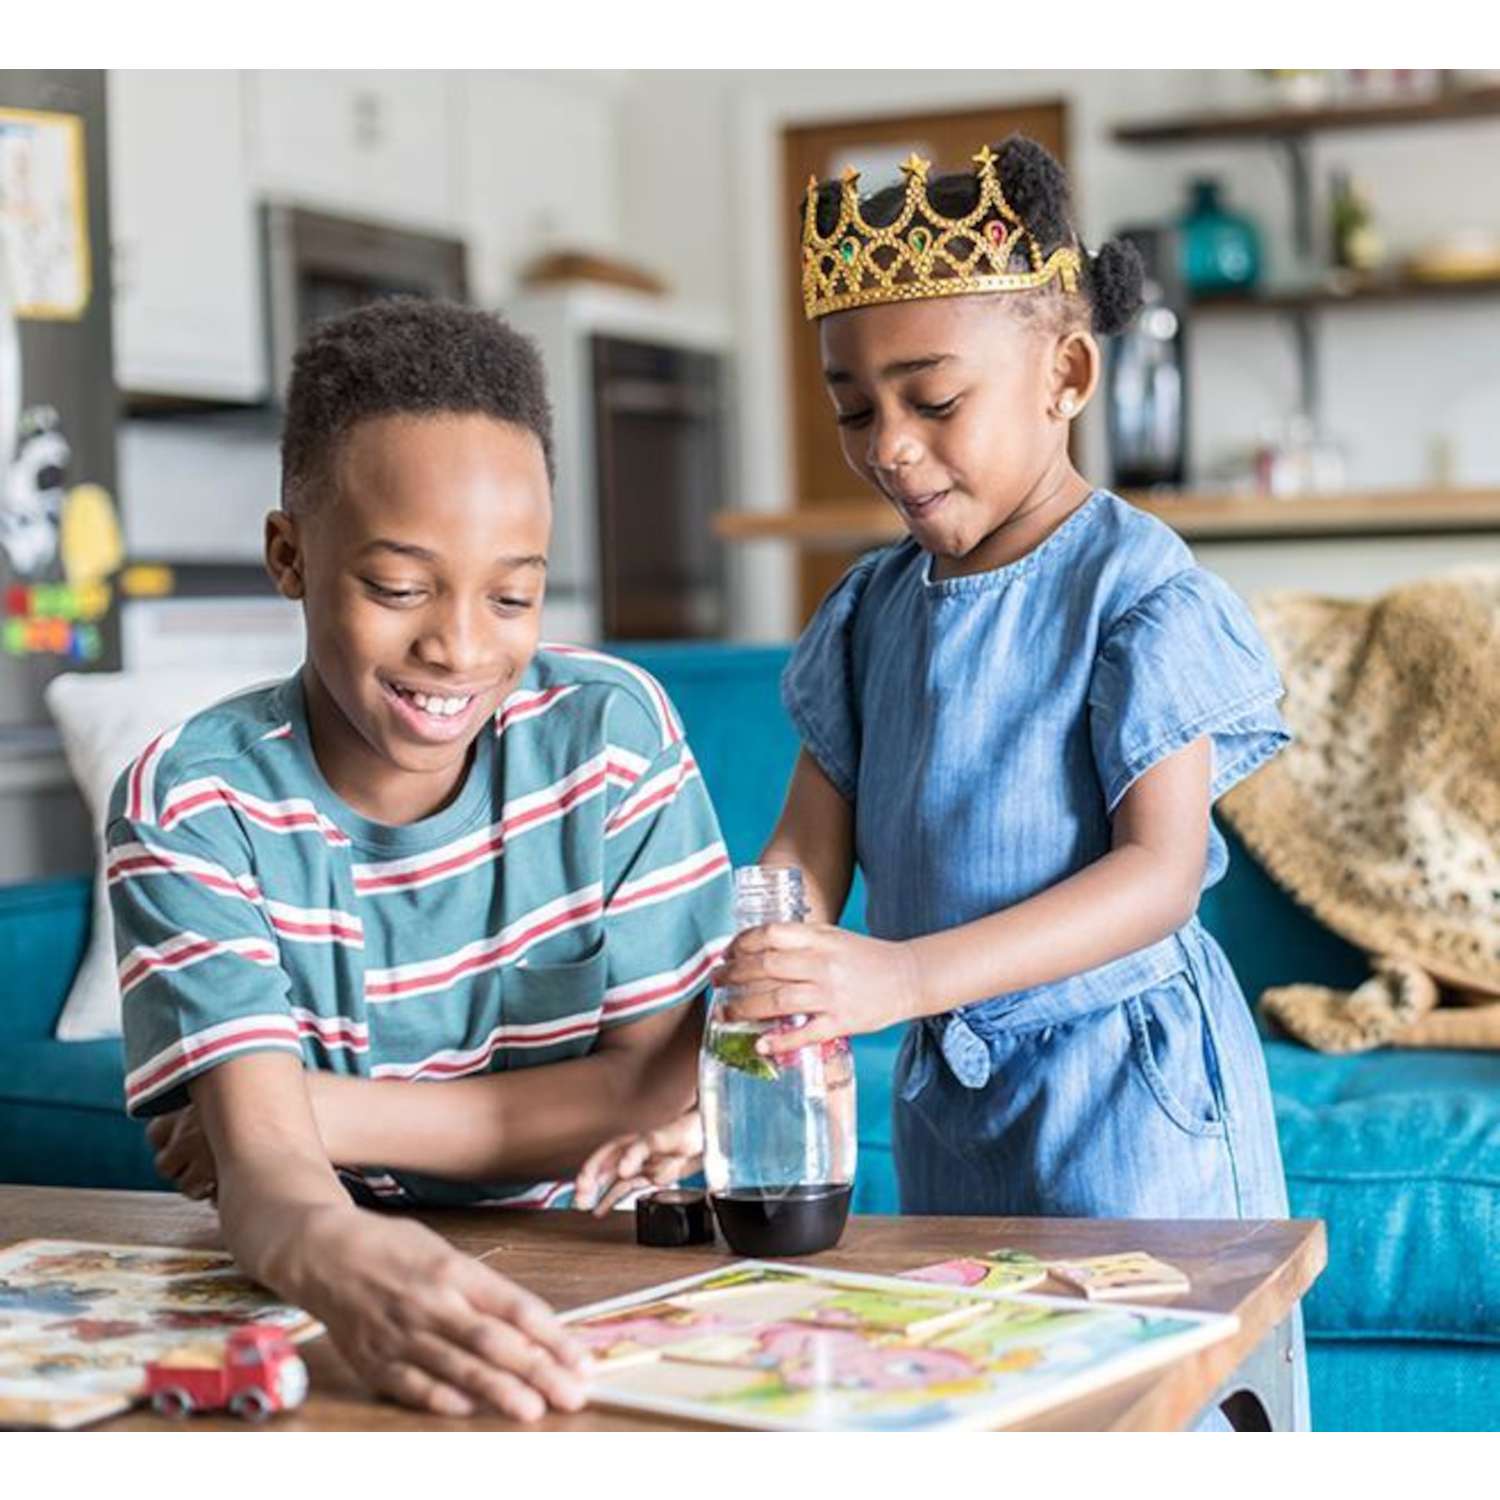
[715,487,1500,549]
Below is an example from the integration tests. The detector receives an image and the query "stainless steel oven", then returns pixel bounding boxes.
[591,335,728,640]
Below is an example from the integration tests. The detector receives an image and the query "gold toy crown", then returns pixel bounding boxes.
[801,144,1082,322]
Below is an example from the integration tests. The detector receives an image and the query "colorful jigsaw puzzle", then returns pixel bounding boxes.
[0,1240,322,1429]
[565,1261,1234,1431]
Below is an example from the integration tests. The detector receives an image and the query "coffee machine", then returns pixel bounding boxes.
[1104,224,1188,492]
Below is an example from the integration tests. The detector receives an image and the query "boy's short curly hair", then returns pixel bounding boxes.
[280,297,555,513]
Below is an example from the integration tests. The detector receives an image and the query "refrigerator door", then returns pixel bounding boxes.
[0,69,120,733]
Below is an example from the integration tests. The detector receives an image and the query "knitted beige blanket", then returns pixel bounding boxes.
[1219,568,1500,1053]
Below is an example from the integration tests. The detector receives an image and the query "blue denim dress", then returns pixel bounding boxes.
[782,491,1308,1426]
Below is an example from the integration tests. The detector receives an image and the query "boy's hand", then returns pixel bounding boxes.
[714,924,926,1057]
[294,1205,591,1421]
[146,1105,218,1202]
[573,1109,704,1217]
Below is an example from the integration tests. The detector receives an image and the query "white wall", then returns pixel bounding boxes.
[460,70,629,307]
[614,69,1500,635]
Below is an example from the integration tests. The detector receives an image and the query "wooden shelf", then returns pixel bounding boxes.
[1111,84,1500,431]
[716,488,1500,550]
[1192,272,1500,315]
[1113,87,1500,145]
[1131,487,1500,540]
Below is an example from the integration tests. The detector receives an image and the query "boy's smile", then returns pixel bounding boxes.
[266,412,551,826]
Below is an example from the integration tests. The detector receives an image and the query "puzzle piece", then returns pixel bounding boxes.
[902,1248,1047,1294]
[797,1288,988,1338]
[1044,1252,1190,1301]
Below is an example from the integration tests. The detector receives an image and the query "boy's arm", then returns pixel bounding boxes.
[108,783,587,1418]
[304,993,702,1181]
[191,1052,588,1420]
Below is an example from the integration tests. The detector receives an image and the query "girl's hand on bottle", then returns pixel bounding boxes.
[573,1109,705,1218]
[715,925,925,1056]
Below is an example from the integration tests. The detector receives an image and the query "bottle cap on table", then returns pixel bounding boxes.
[635,1188,715,1248]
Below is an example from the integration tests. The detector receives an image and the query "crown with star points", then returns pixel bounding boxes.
[801,144,1083,322]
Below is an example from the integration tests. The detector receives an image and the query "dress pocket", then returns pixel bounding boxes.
[1124,975,1228,1139]
[501,936,609,1043]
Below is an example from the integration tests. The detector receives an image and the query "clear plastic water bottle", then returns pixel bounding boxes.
[700,865,857,1256]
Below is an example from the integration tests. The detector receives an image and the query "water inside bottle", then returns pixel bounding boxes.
[700,1021,856,1256]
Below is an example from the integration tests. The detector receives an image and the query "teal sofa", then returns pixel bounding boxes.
[3,643,1497,1431]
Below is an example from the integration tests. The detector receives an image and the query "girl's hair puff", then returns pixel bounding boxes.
[807,134,1144,339]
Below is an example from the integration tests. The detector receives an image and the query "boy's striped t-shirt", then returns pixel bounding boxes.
[108,647,735,1209]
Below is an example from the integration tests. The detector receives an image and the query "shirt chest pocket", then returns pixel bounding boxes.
[500,936,609,1063]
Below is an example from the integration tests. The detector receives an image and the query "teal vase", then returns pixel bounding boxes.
[1179,179,1261,295]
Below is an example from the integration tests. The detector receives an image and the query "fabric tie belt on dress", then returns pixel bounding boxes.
[904,923,1204,1091]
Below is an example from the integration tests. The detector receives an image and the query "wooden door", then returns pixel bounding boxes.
[782,101,1069,624]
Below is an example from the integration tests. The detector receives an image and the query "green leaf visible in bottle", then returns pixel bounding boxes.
[709,1029,780,1081]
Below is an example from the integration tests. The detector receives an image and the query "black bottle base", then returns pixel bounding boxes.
[709,1183,852,1257]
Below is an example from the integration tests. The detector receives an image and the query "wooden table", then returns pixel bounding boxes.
[3,1187,1325,1432]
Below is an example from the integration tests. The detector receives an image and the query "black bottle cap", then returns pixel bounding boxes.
[635,1188,715,1248]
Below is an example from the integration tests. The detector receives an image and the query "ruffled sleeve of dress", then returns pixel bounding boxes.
[1088,566,1290,812]
[779,552,882,801]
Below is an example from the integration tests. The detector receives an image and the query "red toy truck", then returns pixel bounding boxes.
[144,1325,309,1420]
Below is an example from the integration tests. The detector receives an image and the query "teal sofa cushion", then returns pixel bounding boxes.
[1270,1041,1500,1344]
[0,1037,161,1189]
[0,874,92,1040]
[849,1029,900,1215]
[1198,803,1500,1347]
[611,645,799,866]
[1308,1342,1500,1432]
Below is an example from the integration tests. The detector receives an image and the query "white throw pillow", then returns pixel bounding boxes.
[44,668,286,1040]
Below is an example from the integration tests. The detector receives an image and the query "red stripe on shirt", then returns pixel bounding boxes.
[126,1020,300,1107]
[108,850,262,903]
[354,763,612,895]
[495,684,578,734]
[118,935,278,996]
[543,644,681,747]
[270,912,365,944]
[602,943,723,1022]
[364,891,604,1001]
[127,729,171,823]
[605,757,696,837]
[159,782,350,846]
[608,847,730,915]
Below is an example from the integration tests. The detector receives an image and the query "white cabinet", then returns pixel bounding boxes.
[246,72,457,232]
[108,70,267,400]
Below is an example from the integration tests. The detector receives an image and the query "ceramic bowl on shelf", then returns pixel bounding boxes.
[1406,232,1500,283]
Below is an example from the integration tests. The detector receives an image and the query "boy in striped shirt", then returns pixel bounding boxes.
[109,300,734,1421]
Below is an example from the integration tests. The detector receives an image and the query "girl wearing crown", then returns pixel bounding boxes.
[578,136,1306,1427]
